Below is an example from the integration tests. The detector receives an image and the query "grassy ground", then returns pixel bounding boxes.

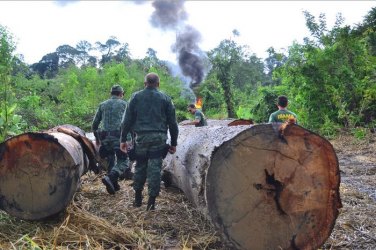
[0,131,375,249]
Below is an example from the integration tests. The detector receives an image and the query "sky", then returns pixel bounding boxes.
[0,1,375,65]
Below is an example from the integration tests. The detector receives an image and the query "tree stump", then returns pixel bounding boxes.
[163,123,341,249]
[0,125,96,220]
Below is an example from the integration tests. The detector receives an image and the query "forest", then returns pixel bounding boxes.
[0,8,375,143]
[0,7,376,250]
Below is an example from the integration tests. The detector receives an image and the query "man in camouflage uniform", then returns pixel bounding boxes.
[120,72,179,211]
[92,85,132,195]
[185,103,208,127]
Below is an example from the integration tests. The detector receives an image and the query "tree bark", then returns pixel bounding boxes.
[163,123,341,250]
[0,125,96,220]
[180,119,253,127]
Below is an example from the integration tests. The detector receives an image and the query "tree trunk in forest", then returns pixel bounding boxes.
[222,81,236,118]
[163,123,341,250]
[0,125,97,220]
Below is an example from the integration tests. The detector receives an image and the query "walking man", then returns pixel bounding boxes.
[120,73,179,210]
[92,85,132,195]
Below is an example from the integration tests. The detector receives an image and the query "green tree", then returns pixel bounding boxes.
[264,47,287,85]
[197,73,225,117]
[354,7,376,55]
[76,40,97,67]
[0,25,26,141]
[113,43,131,63]
[206,34,267,119]
[142,48,161,69]
[249,86,287,123]
[275,11,376,133]
[95,36,121,66]
[56,44,80,68]
[207,39,244,118]
[31,52,59,79]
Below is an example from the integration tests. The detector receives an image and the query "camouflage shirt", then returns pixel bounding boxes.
[194,109,207,127]
[92,96,127,132]
[120,86,179,146]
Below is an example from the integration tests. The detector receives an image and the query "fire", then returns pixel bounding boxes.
[195,97,203,109]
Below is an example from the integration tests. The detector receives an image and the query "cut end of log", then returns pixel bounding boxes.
[0,132,86,220]
[205,124,341,249]
[227,119,253,126]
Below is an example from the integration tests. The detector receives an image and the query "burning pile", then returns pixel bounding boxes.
[195,97,202,109]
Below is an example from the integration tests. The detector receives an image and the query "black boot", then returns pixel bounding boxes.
[113,179,120,192]
[120,168,134,181]
[146,196,156,211]
[133,190,143,207]
[161,171,172,188]
[102,171,120,194]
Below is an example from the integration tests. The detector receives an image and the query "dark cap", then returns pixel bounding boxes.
[111,85,123,93]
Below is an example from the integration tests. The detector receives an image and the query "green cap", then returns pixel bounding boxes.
[111,85,123,93]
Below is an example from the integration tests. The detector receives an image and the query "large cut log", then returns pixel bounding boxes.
[0,125,97,220]
[163,123,341,249]
[179,118,253,126]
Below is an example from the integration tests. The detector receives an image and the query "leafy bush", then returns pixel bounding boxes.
[236,106,252,120]
[319,115,341,139]
[351,127,367,140]
[0,104,27,140]
[249,86,286,123]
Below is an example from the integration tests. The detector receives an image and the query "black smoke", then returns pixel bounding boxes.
[149,0,207,85]
[172,25,204,87]
[150,0,188,30]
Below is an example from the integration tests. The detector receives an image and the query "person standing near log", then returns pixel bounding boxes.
[183,103,208,127]
[268,95,298,124]
[120,72,179,210]
[92,85,133,195]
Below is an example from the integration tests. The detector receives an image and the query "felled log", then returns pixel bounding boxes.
[0,125,97,220]
[163,123,341,249]
[179,118,253,127]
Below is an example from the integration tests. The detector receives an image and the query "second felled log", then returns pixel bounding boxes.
[0,125,97,220]
[163,123,341,249]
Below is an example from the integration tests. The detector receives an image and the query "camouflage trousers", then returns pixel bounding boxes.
[133,132,167,197]
[101,136,129,175]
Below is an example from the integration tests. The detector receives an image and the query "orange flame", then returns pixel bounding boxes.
[195,97,203,109]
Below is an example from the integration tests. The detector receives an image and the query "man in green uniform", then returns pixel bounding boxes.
[119,73,178,211]
[92,85,132,195]
[268,95,298,123]
[185,103,208,127]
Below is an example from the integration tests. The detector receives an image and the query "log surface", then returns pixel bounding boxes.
[0,126,93,220]
[179,118,253,127]
[163,123,341,249]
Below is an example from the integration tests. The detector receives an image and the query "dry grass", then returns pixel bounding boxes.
[0,173,222,249]
[321,185,376,250]
[0,131,375,249]
[321,131,376,250]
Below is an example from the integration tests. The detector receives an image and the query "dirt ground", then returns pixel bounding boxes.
[0,131,375,249]
[322,132,376,250]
